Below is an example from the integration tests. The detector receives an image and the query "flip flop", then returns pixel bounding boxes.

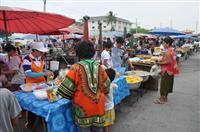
[153,99,165,104]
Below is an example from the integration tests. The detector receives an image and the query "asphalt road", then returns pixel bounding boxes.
[110,54,200,132]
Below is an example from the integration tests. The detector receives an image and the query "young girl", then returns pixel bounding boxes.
[104,68,118,132]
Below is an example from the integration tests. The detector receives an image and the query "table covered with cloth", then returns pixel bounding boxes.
[14,76,130,132]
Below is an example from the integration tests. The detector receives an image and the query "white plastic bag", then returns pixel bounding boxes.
[150,64,161,79]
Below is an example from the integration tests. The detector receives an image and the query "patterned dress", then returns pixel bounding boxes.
[57,59,110,127]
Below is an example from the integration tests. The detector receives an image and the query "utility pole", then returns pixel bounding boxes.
[135,18,138,33]
[170,18,173,28]
[43,0,47,12]
[196,20,199,34]
[98,21,103,53]
[160,22,162,28]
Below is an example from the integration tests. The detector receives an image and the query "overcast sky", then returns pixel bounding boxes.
[1,0,200,32]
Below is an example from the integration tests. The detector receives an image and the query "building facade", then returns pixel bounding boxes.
[88,16,132,32]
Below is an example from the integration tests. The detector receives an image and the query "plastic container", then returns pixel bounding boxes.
[33,89,48,100]
[47,88,58,102]
[20,83,37,92]
[50,61,59,71]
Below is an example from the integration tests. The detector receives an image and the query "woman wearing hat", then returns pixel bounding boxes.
[22,42,53,84]
[22,42,53,129]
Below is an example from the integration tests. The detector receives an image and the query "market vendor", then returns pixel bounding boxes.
[111,37,133,70]
[22,42,54,129]
[2,44,24,91]
[22,42,54,83]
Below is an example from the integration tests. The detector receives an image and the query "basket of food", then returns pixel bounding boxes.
[125,70,150,82]
[125,76,143,90]
[20,83,37,92]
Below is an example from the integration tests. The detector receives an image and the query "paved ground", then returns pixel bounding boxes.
[110,54,200,132]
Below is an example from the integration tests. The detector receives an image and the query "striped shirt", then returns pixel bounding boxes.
[22,54,45,73]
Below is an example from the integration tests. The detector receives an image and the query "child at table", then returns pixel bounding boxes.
[104,68,118,132]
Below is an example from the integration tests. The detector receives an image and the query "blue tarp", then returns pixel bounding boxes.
[150,28,185,36]
[171,34,194,39]
[23,34,49,40]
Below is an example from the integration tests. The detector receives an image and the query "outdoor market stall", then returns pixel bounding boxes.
[14,76,130,132]
[129,54,162,90]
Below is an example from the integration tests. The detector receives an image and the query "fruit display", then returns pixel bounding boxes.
[135,54,152,59]
[150,56,162,61]
[130,56,161,65]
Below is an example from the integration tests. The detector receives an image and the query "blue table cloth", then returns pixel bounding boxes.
[14,76,130,132]
[15,92,76,132]
[113,76,130,105]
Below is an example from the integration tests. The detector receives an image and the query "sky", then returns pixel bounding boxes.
[1,0,200,32]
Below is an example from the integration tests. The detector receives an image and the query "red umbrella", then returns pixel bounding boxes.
[83,16,90,41]
[0,6,75,40]
[39,26,83,35]
[60,26,83,35]
[59,34,83,40]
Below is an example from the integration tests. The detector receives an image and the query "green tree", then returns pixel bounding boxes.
[130,26,149,34]
[106,11,117,31]
[0,32,12,39]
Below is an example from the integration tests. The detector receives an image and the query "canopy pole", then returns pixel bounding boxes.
[98,21,103,52]
[36,34,39,41]
[3,11,8,43]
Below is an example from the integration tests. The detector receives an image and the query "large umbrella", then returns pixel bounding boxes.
[171,34,194,39]
[39,26,83,35]
[60,34,83,40]
[0,6,75,41]
[60,26,83,35]
[22,34,49,40]
[150,28,185,36]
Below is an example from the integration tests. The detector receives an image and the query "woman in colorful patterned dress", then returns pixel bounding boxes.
[57,41,111,132]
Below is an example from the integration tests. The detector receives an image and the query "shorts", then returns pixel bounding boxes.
[103,108,115,127]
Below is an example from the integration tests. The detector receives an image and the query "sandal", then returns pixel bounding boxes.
[153,99,165,104]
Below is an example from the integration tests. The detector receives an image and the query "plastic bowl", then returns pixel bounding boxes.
[125,76,143,90]
[125,70,150,82]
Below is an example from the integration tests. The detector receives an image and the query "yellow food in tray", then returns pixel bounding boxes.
[20,83,37,92]
[154,47,161,53]
[126,76,143,83]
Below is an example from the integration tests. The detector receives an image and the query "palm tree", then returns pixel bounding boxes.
[106,11,116,31]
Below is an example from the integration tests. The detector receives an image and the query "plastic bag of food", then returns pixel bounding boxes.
[150,64,161,79]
